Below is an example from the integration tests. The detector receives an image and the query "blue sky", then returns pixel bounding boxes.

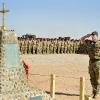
[0,0,100,39]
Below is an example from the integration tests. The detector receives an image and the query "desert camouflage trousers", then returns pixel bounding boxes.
[89,60,100,95]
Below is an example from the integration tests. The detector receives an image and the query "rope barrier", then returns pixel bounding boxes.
[28,74,92,100]
[29,73,89,80]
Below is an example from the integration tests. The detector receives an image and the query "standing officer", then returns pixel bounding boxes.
[81,31,100,99]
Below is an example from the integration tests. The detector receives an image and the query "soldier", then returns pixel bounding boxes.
[60,39,65,54]
[18,37,22,54]
[27,39,32,54]
[64,40,67,54]
[78,40,84,54]
[36,40,39,54]
[31,39,35,54]
[57,39,61,54]
[72,40,75,53]
[49,39,54,54]
[24,39,27,54]
[56,39,60,54]
[39,39,43,54]
[46,39,50,54]
[21,38,26,54]
[20,38,24,54]
[27,39,29,54]
[53,39,57,54]
[42,39,47,54]
[75,40,80,54]
[66,40,70,54]
[81,31,100,99]
[70,40,74,54]
[73,40,78,54]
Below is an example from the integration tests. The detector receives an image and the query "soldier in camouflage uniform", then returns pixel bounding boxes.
[81,31,100,99]
[39,39,43,54]
[73,40,79,54]
[18,38,22,54]
[76,40,80,54]
[60,39,65,54]
[49,39,54,54]
[21,39,26,54]
[78,40,84,54]
[36,40,40,54]
[73,40,76,54]
[53,39,57,54]
[70,40,74,54]
[56,39,61,54]
[42,39,47,54]
[67,40,70,54]
[64,40,68,54]
[27,39,30,54]
[27,39,32,54]
[24,39,28,54]
[32,39,36,54]
[46,39,50,54]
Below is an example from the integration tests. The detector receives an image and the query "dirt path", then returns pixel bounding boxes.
[21,54,92,100]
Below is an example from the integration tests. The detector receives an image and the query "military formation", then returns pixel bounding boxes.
[18,37,88,55]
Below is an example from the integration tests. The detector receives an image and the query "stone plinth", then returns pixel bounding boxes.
[0,31,53,100]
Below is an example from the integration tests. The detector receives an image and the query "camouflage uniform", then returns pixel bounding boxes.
[24,40,28,54]
[31,40,36,54]
[84,40,100,96]
[73,40,76,54]
[19,39,22,54]
[56,40,61,54]
[67,40,70,54]
[73,40,79,54]
[39,40,43,54]
[64,41,67,54]
[76,40,80,54]
[27,40,32,54]
[70,40,74,54]
[22,40,25,54]
[36,41,39,54]
[53,40,57,54]
[42,40,47,54]
[78,41,84,54]
[60,40,64,54]
[49,40,53,54]
[46,40,50,54]
[27,40,29,54]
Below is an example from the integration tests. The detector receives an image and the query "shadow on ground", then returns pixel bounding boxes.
[46,91,79,96]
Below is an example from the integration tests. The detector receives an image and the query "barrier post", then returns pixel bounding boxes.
[50,74,55,99]
[80,77,85,100]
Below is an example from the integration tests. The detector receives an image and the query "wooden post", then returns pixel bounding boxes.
[80,77,85,100]
[50,74,55,99]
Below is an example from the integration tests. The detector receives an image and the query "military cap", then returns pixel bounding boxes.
[91,31,98,36]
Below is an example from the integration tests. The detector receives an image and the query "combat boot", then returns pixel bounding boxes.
[92,90,97,99]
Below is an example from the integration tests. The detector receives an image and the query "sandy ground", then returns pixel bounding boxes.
[21,54,92,100]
